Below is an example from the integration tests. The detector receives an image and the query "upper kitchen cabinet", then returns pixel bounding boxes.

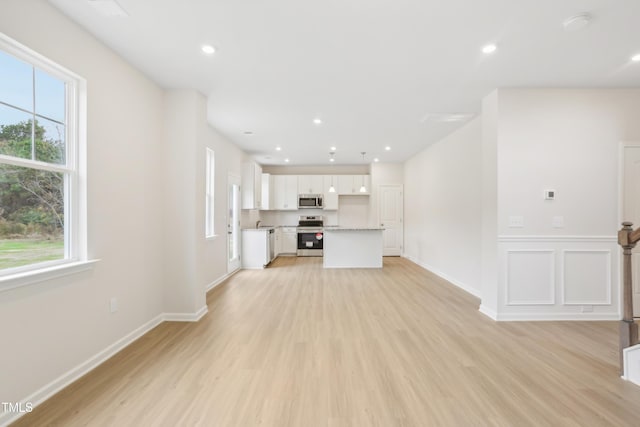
[298,175,324,194]
[261,173,272,210]
[337,175,370,195]
[272,175,298,210]
[323,175,339,210]
[242,162,262,209]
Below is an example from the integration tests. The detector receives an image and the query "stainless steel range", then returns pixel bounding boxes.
[297,215,324,257]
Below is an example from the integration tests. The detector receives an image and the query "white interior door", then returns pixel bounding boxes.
[623,145,640,314]
[227,174,241,273]
[378,185,403,256]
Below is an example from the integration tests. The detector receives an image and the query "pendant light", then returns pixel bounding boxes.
[359,152,367,193]
[329,151,336,193]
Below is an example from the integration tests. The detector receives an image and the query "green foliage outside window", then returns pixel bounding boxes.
[0,119,64,239]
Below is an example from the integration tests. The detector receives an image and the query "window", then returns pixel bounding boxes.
[0,34,86,282]
[205,148,215,238]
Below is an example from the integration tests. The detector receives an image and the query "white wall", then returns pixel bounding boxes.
[0,0,165,413]
[490,88,640,320]
[198,99,246,291]
[404,118,483,297]
[497,89,640,236]
[0,2,250,421]
[480,91,499,317]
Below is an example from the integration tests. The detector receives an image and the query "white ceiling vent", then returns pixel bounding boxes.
[420,113,474,123]
[562,13,592,32]
[87,0,129,17]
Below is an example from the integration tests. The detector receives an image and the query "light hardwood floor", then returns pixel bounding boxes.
[13,257,640,426]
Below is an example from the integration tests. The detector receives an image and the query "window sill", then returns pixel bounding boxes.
[0,259,100,293]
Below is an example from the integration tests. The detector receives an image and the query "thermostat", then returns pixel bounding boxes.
[544,190,556,200]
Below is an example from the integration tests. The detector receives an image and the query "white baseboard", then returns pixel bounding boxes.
[479,305,498,320]
[0,313,164,427]
[403,255,482,298]
[163,305,208,322]
[623,344,640,386]
[0,304,212,426]
[490,312,620,321]
[205,269,239,293]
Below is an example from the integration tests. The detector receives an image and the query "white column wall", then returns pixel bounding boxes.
[491,89,640,320]
[480,91,499,317]
[163,90,200,314]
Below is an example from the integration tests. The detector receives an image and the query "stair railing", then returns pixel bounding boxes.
[618,222,640,375]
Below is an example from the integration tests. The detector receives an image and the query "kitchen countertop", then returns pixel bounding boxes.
[322,227,384,231]
[242,226,383,231]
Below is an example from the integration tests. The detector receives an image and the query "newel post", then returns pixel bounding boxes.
[618,221,638,375]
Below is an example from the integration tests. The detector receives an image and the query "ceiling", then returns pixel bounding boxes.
[49,0,640,165]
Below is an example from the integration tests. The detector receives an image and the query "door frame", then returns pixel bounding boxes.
[618,141,640,315]
[227,173,242,274]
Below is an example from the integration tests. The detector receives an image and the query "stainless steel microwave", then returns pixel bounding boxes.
[298,194,323,209]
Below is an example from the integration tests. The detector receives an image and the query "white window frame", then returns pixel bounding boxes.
[0,33,92,291]
[205,147,216,238]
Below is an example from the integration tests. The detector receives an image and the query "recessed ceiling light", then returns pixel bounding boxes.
[482,44,497,54]
[385,146,391,151]
[330,146,337,151]
[631,53,640,62]
[201,45,216,55]
[563,13,592,32]
[284,158,290,163]
[373,158,379,163]
[313,118,323,125]
[275,146,282,151]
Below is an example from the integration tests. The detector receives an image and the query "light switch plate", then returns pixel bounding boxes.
[110,297,118,313]
[544,189,556,200]
[508,216,524,228]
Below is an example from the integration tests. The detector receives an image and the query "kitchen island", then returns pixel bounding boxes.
[322,227,384,268]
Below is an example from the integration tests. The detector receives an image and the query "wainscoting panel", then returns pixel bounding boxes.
[562,250,611,305]
[506,250,555,305]
[497,236,619,321]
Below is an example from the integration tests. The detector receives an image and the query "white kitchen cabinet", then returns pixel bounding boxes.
[338,175,370,195]
[274,227,282,256]
[272,175,298,210]
[298,175,324,194]
[242,162,263,209]
[261,173,272,210]
[280,227,298,254]
[241,229,270,268]
[323,175,339,210]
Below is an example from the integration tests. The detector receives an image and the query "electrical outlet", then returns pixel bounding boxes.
[508,216,524,228]
[110,297,118,313]
[552,216,564,228]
